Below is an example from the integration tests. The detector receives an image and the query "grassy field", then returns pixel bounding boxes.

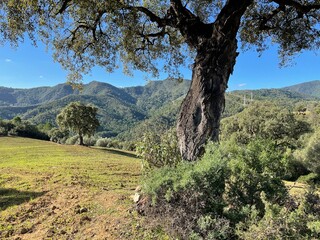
[0,137,151,239]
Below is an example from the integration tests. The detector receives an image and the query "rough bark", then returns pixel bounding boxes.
[79,134,84,145]
[177,32,238,161]
[176,0,253,161]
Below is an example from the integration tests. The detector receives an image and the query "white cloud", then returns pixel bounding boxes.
[5,58,12,63]
[238,83,247,87]
[39,75,44,79]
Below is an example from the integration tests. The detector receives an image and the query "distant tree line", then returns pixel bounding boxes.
[0,102,136,151]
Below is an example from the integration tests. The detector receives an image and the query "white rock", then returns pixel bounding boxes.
[133,193,141,203]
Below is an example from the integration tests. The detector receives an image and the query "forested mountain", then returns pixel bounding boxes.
[0,79,190,138]
[0,79,318,139]
[0,84,75,106]
[282,80,320,98]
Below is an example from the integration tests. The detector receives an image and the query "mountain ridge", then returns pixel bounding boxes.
[282,80,320,98]
[0,79,319,139]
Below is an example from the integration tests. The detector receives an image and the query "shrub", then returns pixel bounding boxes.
[83,136,97,146]
[96,138,112,147]
[108,139,122,149]
[284,157,310,181]
[0,126,7,136]
[297,173,320,184]
[236,189,320,239]
[142,142,229,239]
[9,121,49,140]
[220,102,311,148]
[189,215,232,240]
[297,130,320,174]
[0,120,14,136]
[225,139,289,221]
[95,138,125,149]
[141,139,290,239]
[122,141,136,151]
[65,135,79,145]
[136,129,182,169]
[48,128,69,144]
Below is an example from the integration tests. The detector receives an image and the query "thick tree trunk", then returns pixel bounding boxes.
[177,32,238,161]
[79,134,84,145]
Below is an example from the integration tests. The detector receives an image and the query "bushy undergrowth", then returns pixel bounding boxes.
[142,142,228,238]
[95,137,135,150]
[136,129,182,169]
[236,189,320,239]
[140,138,318,239]
[295,129,320,175]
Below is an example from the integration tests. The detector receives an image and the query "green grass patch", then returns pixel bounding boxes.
[0,137,153,239]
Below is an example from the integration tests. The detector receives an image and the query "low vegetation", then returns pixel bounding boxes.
[137,101,320,239]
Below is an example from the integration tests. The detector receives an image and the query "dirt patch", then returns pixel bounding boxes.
[1,184,137,239]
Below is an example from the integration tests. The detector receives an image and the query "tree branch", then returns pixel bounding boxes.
[127,6,169,28]
[56,0,72,15]
[258,1,320,31]
[271,0,320,14]
[259,6,284,30]
[215,0,253,37]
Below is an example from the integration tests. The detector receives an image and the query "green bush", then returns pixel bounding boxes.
[236,189,320,239]
[225,139,289,220]
[48,127,69,144]
[189,215,232,240]
[0,120,14,136]
[220,102,311,148]
[297,130,320,175]
[83,136,97,146]
[121,141,136,151]
[136,129,182,169]
[96,138,112,147]
[0,126,7,136]
[65,135,79,145]
[143,142,228,239]
[9,120,49,140]
[96,137,127,149]
[297,173,320,184]
[142,139,290,239]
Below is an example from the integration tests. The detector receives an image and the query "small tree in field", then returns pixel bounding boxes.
[56,102,99,145]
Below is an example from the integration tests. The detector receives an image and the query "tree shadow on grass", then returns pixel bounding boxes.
[0,188,46,211]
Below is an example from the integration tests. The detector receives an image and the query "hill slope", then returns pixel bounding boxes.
[0,79,318,139]
[0,79,191,138]
[282,80,320,98]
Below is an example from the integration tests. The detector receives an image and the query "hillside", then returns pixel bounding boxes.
[282,80,320,98]
[0,79,191,138]
[0,79,318,139]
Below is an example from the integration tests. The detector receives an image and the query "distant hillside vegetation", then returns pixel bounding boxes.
[0,79,318,139]
[282,80,320,98]
[0,79,191,138]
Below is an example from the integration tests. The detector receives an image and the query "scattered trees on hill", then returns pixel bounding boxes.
[220,102,311,148]
[56,102,99,145]
[1,1,320,160]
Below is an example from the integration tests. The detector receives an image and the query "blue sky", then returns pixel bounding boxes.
[1,38,319,90]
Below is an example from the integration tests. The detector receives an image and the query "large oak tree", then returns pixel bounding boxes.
[56,102,99,145]
[1,0,319,160]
